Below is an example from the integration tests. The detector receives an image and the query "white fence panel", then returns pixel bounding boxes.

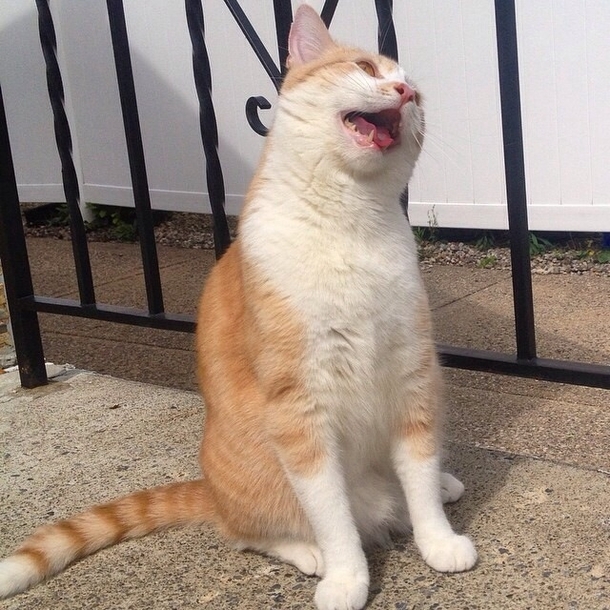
[1,0,609,231]
[0,1,63,202]
[399,0,507,229]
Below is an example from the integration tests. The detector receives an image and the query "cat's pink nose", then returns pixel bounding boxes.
[393,82,415,106]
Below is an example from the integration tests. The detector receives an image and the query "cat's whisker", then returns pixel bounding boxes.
[416,128,462,165]
[419,141,462,170]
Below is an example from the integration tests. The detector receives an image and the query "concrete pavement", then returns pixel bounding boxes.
[0,236,609,609]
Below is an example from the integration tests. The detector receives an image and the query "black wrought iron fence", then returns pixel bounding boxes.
[0,0,608,390]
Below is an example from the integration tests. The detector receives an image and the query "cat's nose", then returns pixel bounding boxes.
[393,82,415,106]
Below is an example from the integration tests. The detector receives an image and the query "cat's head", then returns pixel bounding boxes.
[275,4,424,180]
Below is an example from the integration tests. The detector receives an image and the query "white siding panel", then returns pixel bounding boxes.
[549,0,592,206]
[54,1,132,205]
[396,0,449,207]
[461,1,504,208]
[431,0,474,205]
[0,2,62,202]
[1,1,609,230]
[516,0,561,208]
[405,0,506,229]
[586,1,610,209]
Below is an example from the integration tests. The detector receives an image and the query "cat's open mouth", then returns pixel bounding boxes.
[342,109,401,151]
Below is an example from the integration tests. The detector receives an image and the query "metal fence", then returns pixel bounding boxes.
[0,0,608,390]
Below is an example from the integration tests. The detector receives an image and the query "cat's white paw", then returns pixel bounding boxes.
[418,534,477,573]
[272,541,325,577]
[440,472,465,504]
[314,571,369,610]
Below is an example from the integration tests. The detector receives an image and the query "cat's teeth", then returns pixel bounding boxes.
[366,130,375,142]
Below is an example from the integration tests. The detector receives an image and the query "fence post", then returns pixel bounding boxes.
[0,85,48,388]
[494,0,537,361]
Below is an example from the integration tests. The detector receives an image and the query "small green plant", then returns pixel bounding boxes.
[475,231,495,251]
[426,205,439,242]
[574,249,590,260]
[478,254,498,269]
[86,203,137,241]
[529,233,553,256]
[413,226,431,243]
[595,250,610,264]
[45,203,71,227]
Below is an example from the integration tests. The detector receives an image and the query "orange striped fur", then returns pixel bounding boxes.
[0,6,476,608]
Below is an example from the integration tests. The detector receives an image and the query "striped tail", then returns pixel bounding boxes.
[0,479,215,599]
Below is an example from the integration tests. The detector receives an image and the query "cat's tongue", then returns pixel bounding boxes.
[351,115,394,149]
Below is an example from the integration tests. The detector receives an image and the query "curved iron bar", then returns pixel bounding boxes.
[246,96,272,137]
[186,0,231,258]
[320,0,340,27]
[225,0,386,138]
[106,0,165,313]
[374,0,398,60]
[222,0,286,139]
[222,0,283,90]
[35,0,95,305]
[273,0,292,76]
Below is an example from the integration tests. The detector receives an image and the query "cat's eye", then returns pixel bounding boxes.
[356,60,376,77]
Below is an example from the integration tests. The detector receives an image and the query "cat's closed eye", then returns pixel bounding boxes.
[356,60,376,77]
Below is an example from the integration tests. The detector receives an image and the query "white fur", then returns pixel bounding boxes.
[441,471,466,503]
[290,463,369,610]
[241,18,475,608]
[0,529,83,600]
[267,541,325,577]
[393,446,477,572]
[0,555,42,599]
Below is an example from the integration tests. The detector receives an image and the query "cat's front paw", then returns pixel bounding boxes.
[418,534,477,573]
[440,472,465,504]
[314,570,369,610]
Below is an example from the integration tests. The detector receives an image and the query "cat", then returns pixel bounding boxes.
[0,5,476,609]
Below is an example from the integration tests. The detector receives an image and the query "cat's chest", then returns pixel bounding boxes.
[245,212,425,366]
[298,222,417,311]
[246,205,422,309]
[303,242,420,370]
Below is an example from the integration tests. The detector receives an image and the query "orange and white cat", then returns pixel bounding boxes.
[0,5,476,609]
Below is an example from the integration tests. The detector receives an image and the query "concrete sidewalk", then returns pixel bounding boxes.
[0,237,609,609]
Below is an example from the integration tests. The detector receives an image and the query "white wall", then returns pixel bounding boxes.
[1,0,609,231]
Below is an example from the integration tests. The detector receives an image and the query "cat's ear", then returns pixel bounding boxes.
[287,4,334,67]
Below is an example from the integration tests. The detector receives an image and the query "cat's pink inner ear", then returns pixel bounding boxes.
[288,4,334,66]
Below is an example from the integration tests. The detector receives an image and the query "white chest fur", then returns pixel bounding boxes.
[241,182,428,424]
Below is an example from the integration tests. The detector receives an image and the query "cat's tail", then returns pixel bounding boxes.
[0,478,215,599]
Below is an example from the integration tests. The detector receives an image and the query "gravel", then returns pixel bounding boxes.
[23,209,610,277]
[418,240,610,276]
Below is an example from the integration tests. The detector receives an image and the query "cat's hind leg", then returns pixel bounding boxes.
[441,472,465,504]
[237,539,325,576]
[382,472,463,540]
